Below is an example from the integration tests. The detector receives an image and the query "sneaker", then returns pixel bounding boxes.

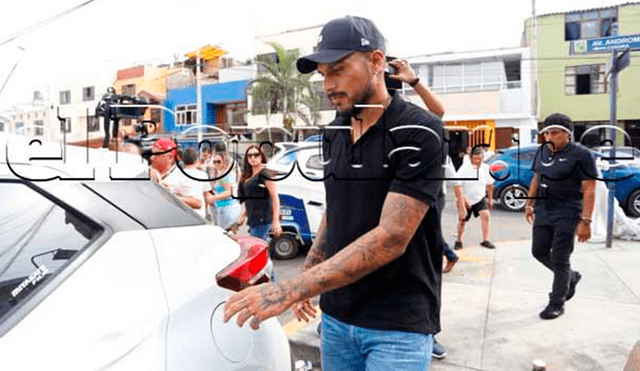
[453,241,463,250]
[480,240,496,249]
[539,303,564,320]
[566,271,582,302]
[431,340,447,359]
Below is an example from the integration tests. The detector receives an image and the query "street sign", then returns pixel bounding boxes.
[617,48,631,71]
[571,34,640,54]
[606,48,632,76]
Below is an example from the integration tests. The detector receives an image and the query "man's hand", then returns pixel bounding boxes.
[292,298,317,322]
[525,207,534,225]
[576,222,591,242]
[223,282,294,330]
[388,59,417,84]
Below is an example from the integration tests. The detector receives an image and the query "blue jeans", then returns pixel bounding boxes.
[248,223,272,242]
[320,313,433,371]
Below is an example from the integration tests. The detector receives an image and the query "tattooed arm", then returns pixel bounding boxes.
[303,211,328,270]
[292,211,328,322]
[223,192,429,329]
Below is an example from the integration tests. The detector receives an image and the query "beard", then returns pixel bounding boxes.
[331,69,375,119]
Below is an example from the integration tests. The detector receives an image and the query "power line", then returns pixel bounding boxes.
[0,0,101,48]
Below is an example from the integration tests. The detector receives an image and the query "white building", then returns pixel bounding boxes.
[406,47,538,150]
[52,70,113,145]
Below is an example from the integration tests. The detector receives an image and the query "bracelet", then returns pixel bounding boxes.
[409,77,420,87]
[580,216,592,224]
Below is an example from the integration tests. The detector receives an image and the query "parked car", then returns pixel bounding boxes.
[0,134,291,371]
[266,143,325,259]
[486,144,640,217]
[592,146,640,165]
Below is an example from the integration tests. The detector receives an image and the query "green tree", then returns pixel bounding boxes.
[249,42,321,140]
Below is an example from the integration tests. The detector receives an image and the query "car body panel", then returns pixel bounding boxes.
[0,231,169,371]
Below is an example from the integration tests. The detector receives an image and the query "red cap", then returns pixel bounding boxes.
[153,138,177,157]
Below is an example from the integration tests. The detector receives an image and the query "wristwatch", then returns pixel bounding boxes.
[580,216,592,225]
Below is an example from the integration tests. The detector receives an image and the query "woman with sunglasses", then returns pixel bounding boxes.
[207,152,242,232]
[238,145,282,252]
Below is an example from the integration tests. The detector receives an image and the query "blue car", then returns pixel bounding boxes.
[486,145,640,217]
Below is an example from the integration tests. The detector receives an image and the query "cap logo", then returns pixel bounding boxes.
[361,38,370,46]
[318,35,323,44]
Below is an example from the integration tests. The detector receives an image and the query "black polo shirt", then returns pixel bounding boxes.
[532,142,597,217]
[320,91,444,335]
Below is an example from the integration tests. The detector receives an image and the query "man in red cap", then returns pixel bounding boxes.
[150,138,210,218]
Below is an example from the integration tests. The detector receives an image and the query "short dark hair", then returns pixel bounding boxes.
[214,142,227,154]
[183,147,198,165]
[471,147,484,156]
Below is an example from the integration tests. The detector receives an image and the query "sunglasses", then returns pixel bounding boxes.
[247,152,261,158]
[213,160,223,164]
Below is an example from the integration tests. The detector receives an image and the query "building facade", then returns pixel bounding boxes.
[53,71,113,145]
[406,47,537,151]
[524,2,640,148]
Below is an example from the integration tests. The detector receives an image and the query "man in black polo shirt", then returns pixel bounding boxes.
[525,113,596,320]
[223,16,444,370]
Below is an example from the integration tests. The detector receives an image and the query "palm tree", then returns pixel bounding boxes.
[249,42,321,141]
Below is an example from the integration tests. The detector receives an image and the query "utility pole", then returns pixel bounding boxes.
[606,23,619,248]
[196,51,203,144]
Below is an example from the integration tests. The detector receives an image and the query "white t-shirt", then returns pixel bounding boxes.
[454,161,494,205]
[162,166,212,218]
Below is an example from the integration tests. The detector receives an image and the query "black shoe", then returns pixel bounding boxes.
[566,271,582,302]
[539,303,564,320]
[453,241,463,250]
[480,240,496,249]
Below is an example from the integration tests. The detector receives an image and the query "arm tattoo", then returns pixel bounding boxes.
[285,193,429,303]
[303,211,328,270]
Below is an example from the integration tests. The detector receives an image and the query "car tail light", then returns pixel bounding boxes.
[490,163,504,172]
[216,235,270,292]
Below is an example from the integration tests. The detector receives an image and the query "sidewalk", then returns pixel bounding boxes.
[287,239,640,371]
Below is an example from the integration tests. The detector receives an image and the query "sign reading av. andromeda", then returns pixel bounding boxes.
[572,34,640,54]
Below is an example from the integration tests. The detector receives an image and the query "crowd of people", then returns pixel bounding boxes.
[147,138,282,247]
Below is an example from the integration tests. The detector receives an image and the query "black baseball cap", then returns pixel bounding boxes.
[296,16,386,74]
[540,113,574,135]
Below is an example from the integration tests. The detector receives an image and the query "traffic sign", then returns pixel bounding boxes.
[606,48,632,76]
[571,34,640,54]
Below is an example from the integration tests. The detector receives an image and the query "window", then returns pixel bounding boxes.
[431,60,506,93]
[15,122,24,134]
[565,64,606,95]
[34,120,44,136]
[0,122,4,132]
[60,118,71,133]
[122,84,136,96]
[82,86,95,101]
[176,104,198,125]
[565,8,617,41]
[59,90,71,105]
[87,116,100,132]
[0,182,101,325]
[150,109,162,126]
